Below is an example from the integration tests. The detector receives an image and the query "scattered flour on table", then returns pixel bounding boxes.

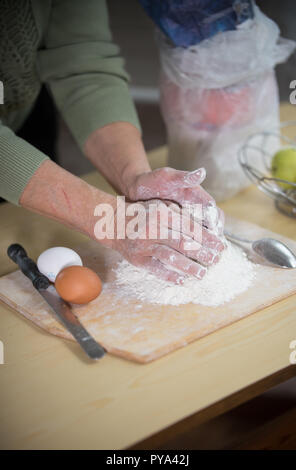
[113,242,256,307]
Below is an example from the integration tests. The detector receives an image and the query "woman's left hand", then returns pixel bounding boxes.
[128,166,225,237]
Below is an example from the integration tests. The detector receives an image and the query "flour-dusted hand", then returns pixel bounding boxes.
[128,167,225,236]
[110,199,224,285]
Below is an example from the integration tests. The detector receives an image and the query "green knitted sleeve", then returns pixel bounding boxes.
[37,0,141,151]
[0,122,49,205]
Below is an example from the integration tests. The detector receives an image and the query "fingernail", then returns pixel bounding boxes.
[206,241,222,253]
[212,253,221,264]
[207,251,217,264]
[184,168,206,185]
[216,241,225,252]
[176,276,186,285]
[196,266,207,279]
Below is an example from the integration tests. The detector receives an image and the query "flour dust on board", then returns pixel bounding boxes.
[113,242,256,307]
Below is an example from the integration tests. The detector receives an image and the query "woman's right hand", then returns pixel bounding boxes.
[110,199,225,284]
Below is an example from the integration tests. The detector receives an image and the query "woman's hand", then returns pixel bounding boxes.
[110,199,225,284]
[20,160,225,285]
[84,123,224,236]
[128,166,225,236]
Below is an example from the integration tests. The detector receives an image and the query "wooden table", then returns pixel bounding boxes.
[0,104,295,450]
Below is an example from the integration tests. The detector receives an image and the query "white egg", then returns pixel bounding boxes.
[37,247,83,282]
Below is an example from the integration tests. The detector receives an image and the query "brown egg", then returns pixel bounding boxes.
[55,265,102,304]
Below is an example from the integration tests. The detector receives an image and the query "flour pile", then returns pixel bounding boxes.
[114,242,256,306]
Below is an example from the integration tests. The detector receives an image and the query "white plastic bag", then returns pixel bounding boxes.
[159,5,296,201]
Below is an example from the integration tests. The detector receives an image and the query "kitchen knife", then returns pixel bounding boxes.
[7,244,105,360]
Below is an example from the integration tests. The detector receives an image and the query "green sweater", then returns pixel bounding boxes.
[0,0,140,204]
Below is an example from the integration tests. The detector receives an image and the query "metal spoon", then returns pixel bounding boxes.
[224,230,296,268]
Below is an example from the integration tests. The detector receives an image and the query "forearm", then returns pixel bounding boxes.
[19,159,115,247]
[84,122,151,197]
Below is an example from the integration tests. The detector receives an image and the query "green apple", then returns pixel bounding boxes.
[271,147,296,190]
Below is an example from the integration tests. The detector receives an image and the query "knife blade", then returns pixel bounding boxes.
[7,243,105,360]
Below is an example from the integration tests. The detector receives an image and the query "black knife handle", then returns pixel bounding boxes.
[7,244,50,290]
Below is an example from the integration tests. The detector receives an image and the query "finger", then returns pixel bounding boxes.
[201,225,225,252]
[178,183,216,207]
[144,200,224,255]
[152,245,207,279]
[169,186,221,231]
[153,169,223,240]
[217,208,225,238]
[135,168,215,220]
[202,206,226,244]
[168,171,214,208]
[167,226,224,253]
[203,201,220,230]
[141,257,187,285]
[157,229,224,266]
[182,168,206,187]
[163,167,206,189]
[159,202,204,243]
[154,235,218,267]
[183,246,222,266]
[154,167,208,197]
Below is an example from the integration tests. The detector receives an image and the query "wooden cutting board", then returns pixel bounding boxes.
[0,217,295,363]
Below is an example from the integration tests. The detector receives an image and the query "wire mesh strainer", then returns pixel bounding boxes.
[238,121,296,218]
